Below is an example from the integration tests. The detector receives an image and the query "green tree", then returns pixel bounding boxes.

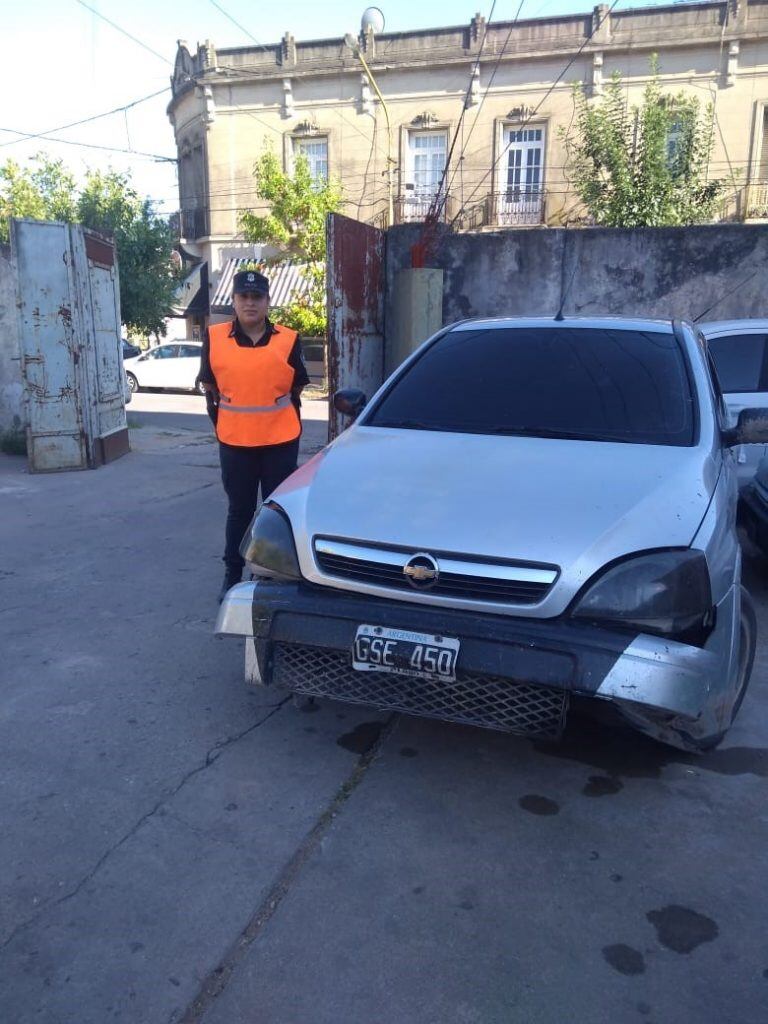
[77,170,180,336]
[0,157,179,336]
[561,59,730,227]
[0,155,77,231]
[239,150,343,336]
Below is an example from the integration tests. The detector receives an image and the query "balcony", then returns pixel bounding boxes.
[381,190,550,230]
[746,184,768,220]
[491,189,546,227]
[180,207,210,240]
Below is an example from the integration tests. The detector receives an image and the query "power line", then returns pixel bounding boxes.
[0,127,176,162]
[451,0,624,226]
[75,0,172,66]
[208,0,268,50]
[0,88,170,150]
[427,0,503,223]
[443,0,527,205]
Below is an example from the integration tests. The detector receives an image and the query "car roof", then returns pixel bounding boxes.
[450,316,676,334]
[699,319,768,334]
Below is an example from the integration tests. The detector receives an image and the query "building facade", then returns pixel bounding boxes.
[168,1,768,310]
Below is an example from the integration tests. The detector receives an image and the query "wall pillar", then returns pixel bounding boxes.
[387,268,444,375]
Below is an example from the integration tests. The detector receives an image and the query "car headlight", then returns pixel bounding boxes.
[570,550,714,646]
[240,501,302,580]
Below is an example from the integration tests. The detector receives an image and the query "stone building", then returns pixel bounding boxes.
[167,0,768,320]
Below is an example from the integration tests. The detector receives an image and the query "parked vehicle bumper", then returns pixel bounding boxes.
[740,482,768,555]
[215,579,741,750]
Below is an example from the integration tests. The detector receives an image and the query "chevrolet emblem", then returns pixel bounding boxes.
[403,553,440,589]
[404,564,437,582]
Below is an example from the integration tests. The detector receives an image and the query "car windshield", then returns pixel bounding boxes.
[366,325,695,446]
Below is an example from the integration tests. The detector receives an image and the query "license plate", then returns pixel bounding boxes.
[352,624,460,682]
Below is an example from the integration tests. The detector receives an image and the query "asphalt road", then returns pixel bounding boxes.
[1,401,767,1024]
[127,390,330,450]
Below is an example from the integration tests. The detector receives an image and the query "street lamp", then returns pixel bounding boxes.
[344,24,395,228]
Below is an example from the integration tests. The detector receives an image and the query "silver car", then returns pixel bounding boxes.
[700,319,768,489]
[217,317,768,752]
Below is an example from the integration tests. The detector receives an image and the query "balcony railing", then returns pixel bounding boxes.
[492,189,546,226]
[747,184,768,220]
[180,207,210,240]
[394,194,450,225]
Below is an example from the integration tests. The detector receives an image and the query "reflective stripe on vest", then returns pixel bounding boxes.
[209,321,301,447]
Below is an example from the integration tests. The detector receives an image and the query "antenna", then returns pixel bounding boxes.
[692,269,760,323]
[361,7,385,33]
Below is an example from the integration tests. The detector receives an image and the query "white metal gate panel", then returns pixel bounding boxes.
[12,220,89,471]
[11,220,128,472]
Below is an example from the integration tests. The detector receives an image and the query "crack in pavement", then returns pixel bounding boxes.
[176,713,398,1024]
[0,699,290,952]
[139,482,218,505]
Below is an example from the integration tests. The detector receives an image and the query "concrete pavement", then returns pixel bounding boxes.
[1,403,767,1024]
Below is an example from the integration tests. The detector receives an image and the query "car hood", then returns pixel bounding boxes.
[274,426,718,617]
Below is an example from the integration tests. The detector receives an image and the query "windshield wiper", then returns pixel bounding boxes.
[487,426,617,442]
[372,419,440,431]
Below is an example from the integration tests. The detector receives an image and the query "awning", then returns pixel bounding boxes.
[170,261,208,317]
[210,258,316,314]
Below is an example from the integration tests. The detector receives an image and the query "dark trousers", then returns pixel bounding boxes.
[219,439,300,573]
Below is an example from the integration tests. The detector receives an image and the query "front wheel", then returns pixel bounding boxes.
[126,372,139,394]
[195,379,208,396]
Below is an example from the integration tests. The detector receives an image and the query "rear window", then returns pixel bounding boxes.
[366,326,695,446]
[707,333,768,393]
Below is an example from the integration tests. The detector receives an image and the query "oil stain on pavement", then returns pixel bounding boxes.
[518,794,560,815]
[336,721,385,755]
[602,944,646,975]
[646,905,719,954]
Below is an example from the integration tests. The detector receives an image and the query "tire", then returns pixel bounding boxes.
[195,380,208,396]
[126,372,139,394]
[694,585,757,751]
[730,586,757,722]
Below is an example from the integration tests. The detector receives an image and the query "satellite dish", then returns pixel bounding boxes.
[361,6,385,34]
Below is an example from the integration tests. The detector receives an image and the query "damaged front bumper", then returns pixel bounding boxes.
[215,579,742,750]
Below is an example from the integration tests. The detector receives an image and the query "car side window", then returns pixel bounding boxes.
[179,345,200,358]
[707,333,768,393]
[699,334,729,428]
[154,345,178,359]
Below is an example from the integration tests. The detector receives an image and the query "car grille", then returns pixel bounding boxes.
[273,643,568,738]
[314,539,557,606]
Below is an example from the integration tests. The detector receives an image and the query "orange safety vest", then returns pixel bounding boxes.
[209,321,301,447]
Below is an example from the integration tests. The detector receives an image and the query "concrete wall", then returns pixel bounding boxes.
[0,244,24,435]
[384,224,768,329]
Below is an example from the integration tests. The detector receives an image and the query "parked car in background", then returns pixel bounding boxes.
[700,320,768,490]
[124,341,204,394]
[740,451,768,558]
[217,316,768,753]
[122,339,141,361]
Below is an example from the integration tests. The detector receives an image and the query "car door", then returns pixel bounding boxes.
[706,329,768,488]
[149,344,182,389]
[177,344,202,389]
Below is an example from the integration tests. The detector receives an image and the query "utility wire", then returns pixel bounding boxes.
[427,0,501,222]
[75,0,172,65]
[442,0,527,204]
[450,0,623,226]
[208,0,268,49]
[0,87,170,150]
[0,127,176,162]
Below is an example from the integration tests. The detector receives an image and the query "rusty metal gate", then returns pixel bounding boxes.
[326,214,385,440]
[11,219,128,472]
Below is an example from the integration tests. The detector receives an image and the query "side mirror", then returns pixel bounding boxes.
[723,408,768,447]
[333,388,367,419]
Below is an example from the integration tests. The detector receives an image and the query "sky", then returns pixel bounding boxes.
[2,0,668,216]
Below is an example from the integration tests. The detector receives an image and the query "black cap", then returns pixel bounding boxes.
[233,269,269,296]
